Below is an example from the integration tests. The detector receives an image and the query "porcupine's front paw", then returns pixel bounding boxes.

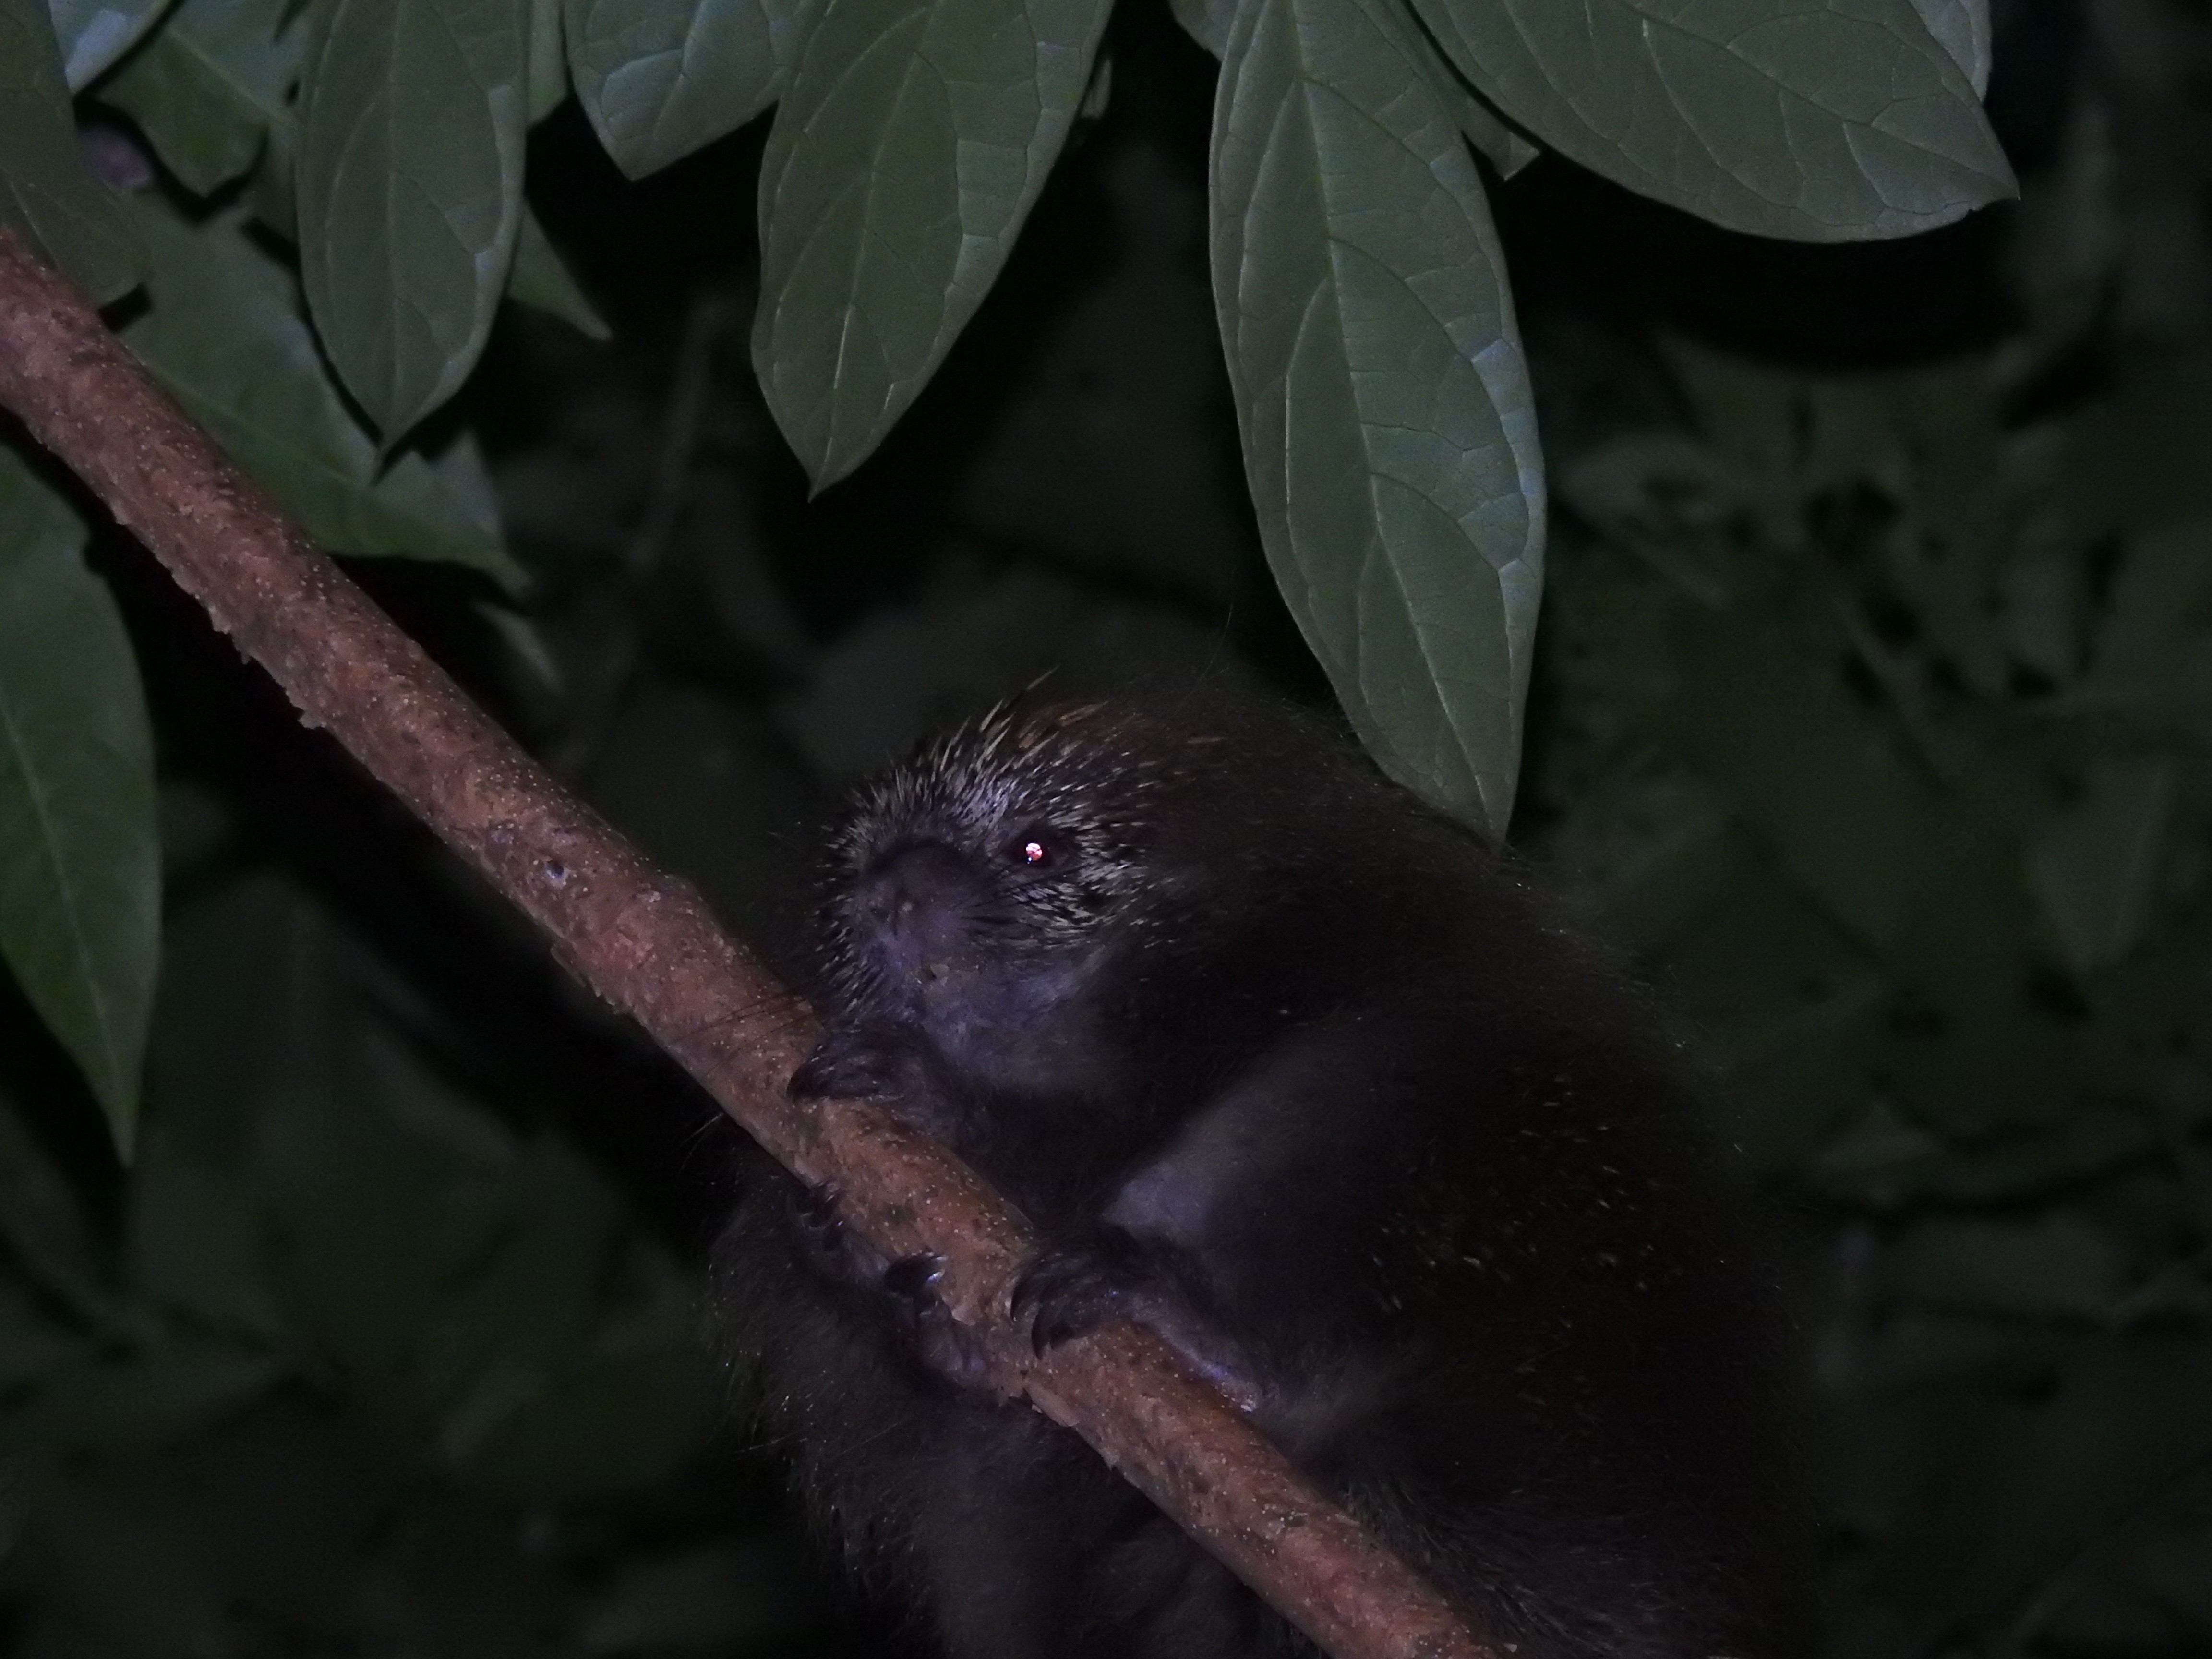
[782,1186,993,1389]
[1012,1232,1263,1411]
[1010,1229,1164,1354]
[788,1024,920,1102]
[781,1179,889,1288]
[880,1254,996,1392]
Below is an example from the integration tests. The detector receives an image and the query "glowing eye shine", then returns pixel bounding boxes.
[1021,839,1049,866]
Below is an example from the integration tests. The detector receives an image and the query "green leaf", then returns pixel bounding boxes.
[1659,870,1887,1165]
[36,1335,285,1454]
[1656,595,2075,1137]
[506,202,609,338]
[125,201,526,587]
[1212,0,1543,836]
[2077,521,2212,729]
[97,0,298,197]
[1886,1215,2128,1319]
[1378,2,1543,180]
[0,1274,92,1388]
[2026,759,2174,976]
[126,1120,282,1340]
[0,0,138,302]
[1664,599,2020,979]
[1190,0,1542,176]
[753,0,1112,486]
[455,1301,719,1497]
[0,1082,127,1326]
[48,0,177,90]
[262,1022,518,1389]
[0,449,159,1152]
[244,103,294,237]
[1405,0,2015,241]
[526,0,564,117]
[31,1480,229,1651]
[565,0,809,178]
[1433,73,1539,181]
[296,0,528,438]
[412,1139,619,1406]
[1909,0,1988,96]
[1169,0,1232,56]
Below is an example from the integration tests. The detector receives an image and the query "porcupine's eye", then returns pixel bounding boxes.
[1003,827,1066,870]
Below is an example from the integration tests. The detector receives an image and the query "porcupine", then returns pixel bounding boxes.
[713,695,1808,1659]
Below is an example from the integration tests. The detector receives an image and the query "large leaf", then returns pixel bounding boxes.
[753,0,1112,486]
[1428,59,1540,180]
[296,0,528,438]
[1169,0,1540,177]
[527,0,565,116]
[2025,759,2174,976]
[1406,0,2014,241]
[1168,0,1232,55]
[1909,0,1988,95]
[126,201,525,586]
[565,0,810,178]
[0,0,138,301]
[47,0,176,89]
[98,0,299,197]
[1212,0,1544,836]
[0,450,159,1153]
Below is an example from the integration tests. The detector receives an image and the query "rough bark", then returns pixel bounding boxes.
[0,228,1491,1659]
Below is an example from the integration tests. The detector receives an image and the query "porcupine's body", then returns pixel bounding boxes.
[714,697,1807,1659]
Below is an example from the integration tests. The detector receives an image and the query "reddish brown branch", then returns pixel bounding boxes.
[0,228,1491,1659]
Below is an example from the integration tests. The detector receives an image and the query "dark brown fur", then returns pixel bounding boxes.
[715,697,1808,1659]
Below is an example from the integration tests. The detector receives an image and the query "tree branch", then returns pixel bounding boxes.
[0,228,1491,1659]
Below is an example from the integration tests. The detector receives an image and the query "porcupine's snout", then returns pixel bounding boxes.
[852,840,981,982]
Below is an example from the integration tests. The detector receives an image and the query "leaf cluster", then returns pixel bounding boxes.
[1530,324,2212,1654]
[0,0,2011,1124]
[0,858,827,1659]
[0,0,2013,1135]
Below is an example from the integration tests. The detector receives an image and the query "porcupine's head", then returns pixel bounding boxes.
[814,701,1191,1042]
[811,692,1467,1095]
